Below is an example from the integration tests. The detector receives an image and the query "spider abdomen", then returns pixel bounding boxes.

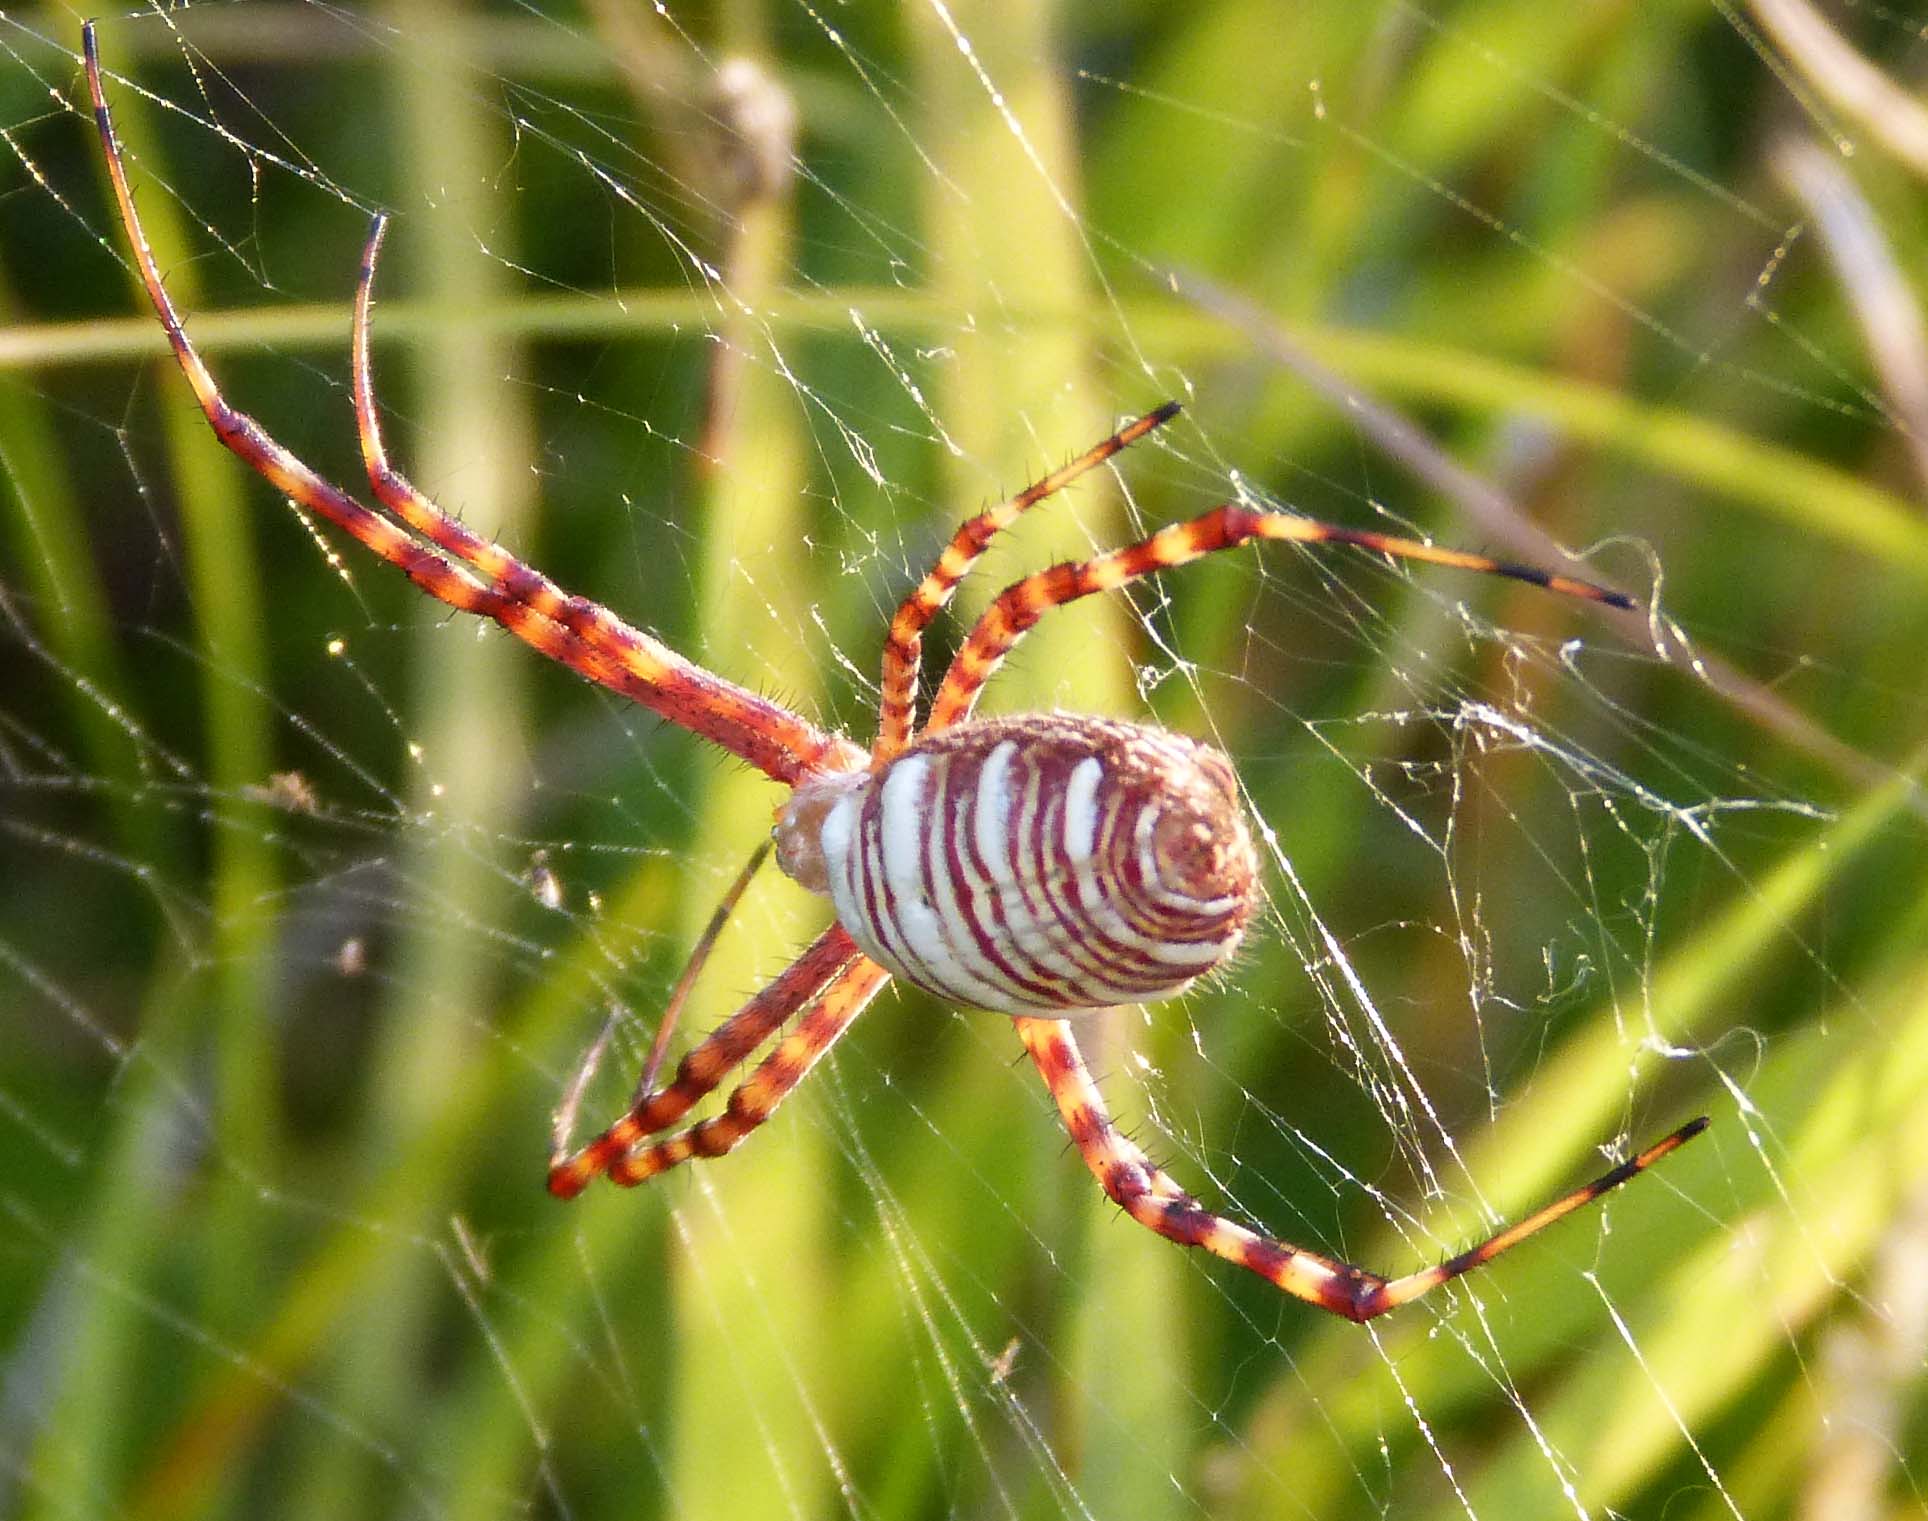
[781,715,1258,1015]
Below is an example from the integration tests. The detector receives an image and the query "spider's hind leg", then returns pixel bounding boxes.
[872,403,1181,759]
[928,503,1636,732]
[1015,1015,1381,1318]
[1014,1016,1703,1322]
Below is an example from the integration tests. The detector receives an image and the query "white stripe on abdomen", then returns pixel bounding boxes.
[807,714,1257,1015]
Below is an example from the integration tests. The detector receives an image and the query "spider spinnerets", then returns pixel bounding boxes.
[84,22,1704,1321]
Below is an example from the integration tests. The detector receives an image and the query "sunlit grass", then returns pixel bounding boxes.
[4,5,1925,1520]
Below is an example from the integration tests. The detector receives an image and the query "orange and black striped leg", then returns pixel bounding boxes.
[605,954,892,1186]
[1014,1016,1704,1322]
[871,403,1181,761]
[83,24,859,788]
[633,839,772,1098]
[1352,1114,1706,1317]
[1015,1016,1382,1316]
[927,503,1636,731]
[352,213,543,576]
[352,218,705,694]
[547,924,860,1198]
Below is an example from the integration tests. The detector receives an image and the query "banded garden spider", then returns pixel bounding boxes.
[84,24,1703,1321]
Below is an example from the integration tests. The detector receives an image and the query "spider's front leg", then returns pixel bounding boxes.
[548,925,864,1197]
[82,24,860,789]
[1015,1016,1704,1322]
[604,953,891,1187]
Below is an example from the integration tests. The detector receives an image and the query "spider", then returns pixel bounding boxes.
[84,24,1704,1321]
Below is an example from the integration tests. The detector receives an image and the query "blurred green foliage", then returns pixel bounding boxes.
[2,3,1925,1519]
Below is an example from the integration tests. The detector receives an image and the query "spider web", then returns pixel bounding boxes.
[2,3,1925,1518]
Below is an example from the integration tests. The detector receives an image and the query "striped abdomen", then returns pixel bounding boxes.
[776,715,1258,1015]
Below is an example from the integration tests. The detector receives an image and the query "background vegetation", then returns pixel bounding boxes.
[2,2,1925,1518]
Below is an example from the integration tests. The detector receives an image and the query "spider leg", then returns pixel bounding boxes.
[605,953,892,1186]
[926,502,1636,731]
[873,403,1180,762]
[548,923,861,1198]
[83,25,859,787]
[1015,1016,1704,1322]
[635,839,772,1097]
[351,211,573,583]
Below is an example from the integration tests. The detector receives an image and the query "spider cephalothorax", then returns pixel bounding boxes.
[84,22,1702,1321]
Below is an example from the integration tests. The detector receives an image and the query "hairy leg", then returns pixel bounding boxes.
[1014,1015,1702,1321]
[547,925,861,1198]
[607,954,892,1186]
[84,25,859,786]
[930,502,1632,731]
[873,403,1179,759]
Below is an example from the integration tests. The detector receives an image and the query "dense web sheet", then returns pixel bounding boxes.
[2,4,1926,1518]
